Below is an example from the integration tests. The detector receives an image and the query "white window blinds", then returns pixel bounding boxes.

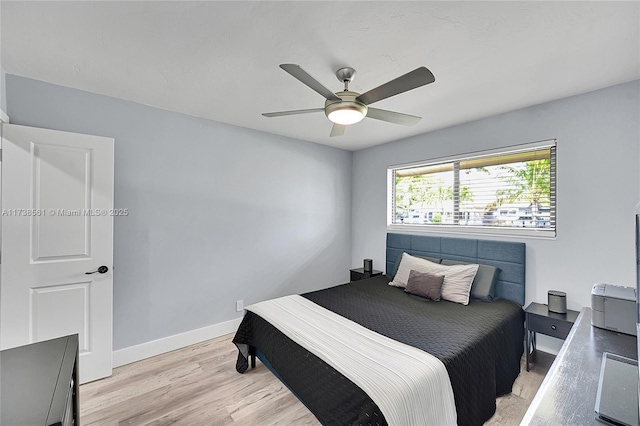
[389,140,556,236]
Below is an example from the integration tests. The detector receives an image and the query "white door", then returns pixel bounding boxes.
[1,124,114,384]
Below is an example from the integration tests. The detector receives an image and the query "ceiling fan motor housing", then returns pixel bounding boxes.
[335,67,356,84]
[324,91,368,125]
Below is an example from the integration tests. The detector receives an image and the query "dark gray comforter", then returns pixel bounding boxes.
[234,275,524,425]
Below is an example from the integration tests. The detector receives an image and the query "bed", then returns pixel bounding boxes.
[233,233,526,425]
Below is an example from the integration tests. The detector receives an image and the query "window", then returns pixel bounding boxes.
[388,140,556,237]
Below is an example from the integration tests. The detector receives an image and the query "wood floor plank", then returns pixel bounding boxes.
[81,333,551,425]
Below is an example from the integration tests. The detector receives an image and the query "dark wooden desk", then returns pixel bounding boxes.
[521,308,637,425]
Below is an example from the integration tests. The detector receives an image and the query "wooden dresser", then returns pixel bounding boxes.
[1,334,79,426]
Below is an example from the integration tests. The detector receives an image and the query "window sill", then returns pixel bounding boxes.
[387,224,556,240]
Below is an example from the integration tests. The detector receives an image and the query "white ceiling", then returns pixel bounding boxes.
[1,1,638,151]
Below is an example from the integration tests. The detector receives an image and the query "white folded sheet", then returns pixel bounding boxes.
[247,295,457,426]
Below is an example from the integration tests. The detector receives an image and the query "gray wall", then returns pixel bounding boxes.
[6,75,353,350]
[6,73,639,354]
[1,67,6,114]
[352,80,640,315]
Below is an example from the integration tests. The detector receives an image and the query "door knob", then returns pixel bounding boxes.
[86,266,109,274]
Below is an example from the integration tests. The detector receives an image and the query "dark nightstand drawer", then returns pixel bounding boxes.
[527,314,573,339]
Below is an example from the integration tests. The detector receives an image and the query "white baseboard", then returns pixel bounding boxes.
[113,317,243,368]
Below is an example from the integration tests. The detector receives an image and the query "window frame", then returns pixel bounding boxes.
[387,139,557,239]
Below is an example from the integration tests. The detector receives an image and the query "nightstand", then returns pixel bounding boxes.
[525,302,580,371]
[350,268,383,282]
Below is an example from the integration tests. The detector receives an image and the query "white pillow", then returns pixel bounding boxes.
[389,253,441,288]
[390,252,479,305]
[439,263,479,305]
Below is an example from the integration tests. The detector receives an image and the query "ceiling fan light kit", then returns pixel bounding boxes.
[263,63,435,137]
[326,104,366,125]
[325,92,368,125]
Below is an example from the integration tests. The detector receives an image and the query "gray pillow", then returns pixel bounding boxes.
[391,252,441,279]
[404,270,444,301]
[441,259,499,302]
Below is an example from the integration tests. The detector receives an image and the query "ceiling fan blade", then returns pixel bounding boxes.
[262,108,324,117]
[330,123,347,137]
[280,64,341,101]
[366,108,421,126]
[356,67,435,105]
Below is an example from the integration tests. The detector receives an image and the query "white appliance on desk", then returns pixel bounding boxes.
[591,283,637,336]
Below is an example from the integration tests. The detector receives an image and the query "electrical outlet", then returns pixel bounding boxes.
[236,300,244,312]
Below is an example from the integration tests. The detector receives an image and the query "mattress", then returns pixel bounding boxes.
[233,275,524,425]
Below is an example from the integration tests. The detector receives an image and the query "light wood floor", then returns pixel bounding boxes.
[80,333,554,425]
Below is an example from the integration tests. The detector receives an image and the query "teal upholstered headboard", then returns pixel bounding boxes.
[386,233,526,306]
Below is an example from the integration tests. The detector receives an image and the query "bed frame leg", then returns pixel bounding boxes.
[250,347,256,369]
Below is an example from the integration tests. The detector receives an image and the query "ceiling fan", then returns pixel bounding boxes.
[263,64,435,137]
